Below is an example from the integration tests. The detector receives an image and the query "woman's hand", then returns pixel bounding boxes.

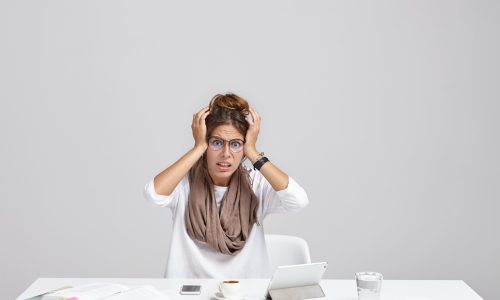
[154,106,210,196]
[244,107,289,191]
[192,106,210,150]
[244,107,261,161]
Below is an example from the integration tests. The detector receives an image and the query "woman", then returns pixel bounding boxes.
[144,93,309,278]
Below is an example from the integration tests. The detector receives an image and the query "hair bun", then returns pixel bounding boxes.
[209,93,249,113]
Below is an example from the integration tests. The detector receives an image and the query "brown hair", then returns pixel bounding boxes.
[205,93,250,139]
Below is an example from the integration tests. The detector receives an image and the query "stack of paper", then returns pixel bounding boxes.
[36,283,170,300]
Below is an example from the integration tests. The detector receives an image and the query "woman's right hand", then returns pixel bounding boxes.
[191,106,210,150]
[153,106,210,196]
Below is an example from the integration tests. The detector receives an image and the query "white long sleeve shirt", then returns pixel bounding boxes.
[143,170,308,278]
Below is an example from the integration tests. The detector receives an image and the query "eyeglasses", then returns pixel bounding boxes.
[208,136,245,153]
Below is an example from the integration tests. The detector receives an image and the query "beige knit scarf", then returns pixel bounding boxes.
[185,158,258,255]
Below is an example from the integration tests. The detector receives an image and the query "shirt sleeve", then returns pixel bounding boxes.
[252,171,309,217]
[143,175,188,209]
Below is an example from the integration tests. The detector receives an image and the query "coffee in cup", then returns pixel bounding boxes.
[219,280,242,298]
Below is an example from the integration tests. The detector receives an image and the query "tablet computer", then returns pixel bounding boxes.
[266,262,328,299]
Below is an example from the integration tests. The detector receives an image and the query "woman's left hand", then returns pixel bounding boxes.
[244,107,261,160]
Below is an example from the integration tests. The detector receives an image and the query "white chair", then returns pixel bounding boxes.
[265,234,312,274]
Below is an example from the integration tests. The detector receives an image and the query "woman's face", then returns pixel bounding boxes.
[206,124,245,186]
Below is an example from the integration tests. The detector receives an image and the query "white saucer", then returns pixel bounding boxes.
[213,291,246,300]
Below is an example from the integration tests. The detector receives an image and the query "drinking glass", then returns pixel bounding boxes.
[355,271,383,300]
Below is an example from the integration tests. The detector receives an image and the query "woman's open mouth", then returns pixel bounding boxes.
[216,162,232,171]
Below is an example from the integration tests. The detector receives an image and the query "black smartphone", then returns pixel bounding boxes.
[180,285,202,295]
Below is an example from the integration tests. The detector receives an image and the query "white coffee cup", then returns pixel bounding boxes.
[219,280,242,298]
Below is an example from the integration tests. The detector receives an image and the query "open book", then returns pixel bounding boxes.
[37,283,170,300]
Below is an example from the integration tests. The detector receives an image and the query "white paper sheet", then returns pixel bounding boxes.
[42,283,170,300]
[103,285,170,300]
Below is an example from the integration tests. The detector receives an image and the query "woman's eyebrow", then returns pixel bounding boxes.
[211,135,243,141]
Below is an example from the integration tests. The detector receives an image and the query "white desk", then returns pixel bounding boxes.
[17,278,483,300]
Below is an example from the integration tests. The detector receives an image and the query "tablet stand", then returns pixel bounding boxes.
[268,284,325,299]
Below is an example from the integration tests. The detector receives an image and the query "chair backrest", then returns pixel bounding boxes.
[265,234,312,274]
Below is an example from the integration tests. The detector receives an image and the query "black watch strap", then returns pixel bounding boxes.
[253,156,269,171]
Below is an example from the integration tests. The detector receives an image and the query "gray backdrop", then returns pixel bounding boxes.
[1,1,499,299]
